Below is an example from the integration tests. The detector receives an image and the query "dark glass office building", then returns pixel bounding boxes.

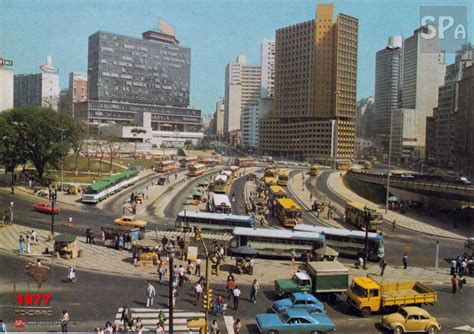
[80,29,201,132]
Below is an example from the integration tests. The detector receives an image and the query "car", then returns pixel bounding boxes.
[32,202,60,214]
[275,272,312,297]
[256,308,335,334]
[381,306,441,334]
[114,216,147,228]
[272,292,326,314]
[456,177,472,185]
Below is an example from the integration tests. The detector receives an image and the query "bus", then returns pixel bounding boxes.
[268,185,288,199]
[82,170,139,203]
[235,157,258,167]
[214,174,230,193]
[210,194,232,214]
[200,157,220,167]
[363,161,372,169]
[345,202,383,232]
[180,157,198,168]
[293,224,385,261]
[264,167,279,178]
[308,164,320,176]
[188,163,207,177]
[264,176,278,186]
[230,227,325,259]
[277,170,289,186]
[276,198,303,227]
[155,160,177,173]
[336,160,352,170]
[175,211,254,232]
[229,166,240,178]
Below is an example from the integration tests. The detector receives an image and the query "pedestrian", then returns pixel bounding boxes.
[380,259,387,276]
[250,279,259,304]
[219,244,225,259]
[291,249,296,267]
[309,193,313,202]
[195,258,201,276]
[451,258,457,276]
[60,310,70,333]
[210,319,219,334]
[118,235,124,251]
[0,319,7,333]
[461,260,468,276]
[31,230,38,245]
[175,173,178,180]
[161,236,168,250]
[451,275,458,293]
[194,281,203,305]
[155,322,164,334]
[103,321,113,333]
[226,276,235,300]
[122,202,127,214]
[68,265,76,284]
[233,319,242,334]
[85,228,91,244]
[29,178,32,188]
[121,306,132,331]
[19,235,25,254]
[178,265,185,286]
[233,285,241,310]
[392,220,396,232]
[358,256,364,269]
[186,260,193,276]
[458,275,466,292]
[134,318,143,333]
[26,236,31,254]
[402,253,408,269]
[146,281,156,307]
[158,311,167,330]
[90,230,95,245]
[158,263,165,284]
[232,193,235,202]
[249,257,255,275]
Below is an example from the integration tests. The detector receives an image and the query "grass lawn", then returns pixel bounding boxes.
[62,156,126,174]
[48,172,111,185]
[117,159,156,169]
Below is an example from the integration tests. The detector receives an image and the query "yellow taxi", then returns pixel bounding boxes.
[113,216,147,228]
[381,306,440,334]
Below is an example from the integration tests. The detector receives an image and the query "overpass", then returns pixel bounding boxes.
[345,170,474,202]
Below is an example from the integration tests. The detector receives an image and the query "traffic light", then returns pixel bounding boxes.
[202,289,212,310]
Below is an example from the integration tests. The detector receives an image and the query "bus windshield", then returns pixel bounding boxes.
[351,282,367,297]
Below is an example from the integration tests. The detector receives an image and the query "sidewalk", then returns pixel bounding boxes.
[287,171,345,229]
[328,172,467,241]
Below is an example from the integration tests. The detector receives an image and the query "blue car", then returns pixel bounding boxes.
[256,308,335,334]
[272,292,326,314]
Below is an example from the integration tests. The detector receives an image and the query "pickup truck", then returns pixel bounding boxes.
[346,276,437,317]
[274,261,349,298]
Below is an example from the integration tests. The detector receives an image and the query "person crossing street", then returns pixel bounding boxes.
[145,281,156,308]
[233,285,241,310]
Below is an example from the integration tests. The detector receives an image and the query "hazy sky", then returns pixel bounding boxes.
[1,0,472,115]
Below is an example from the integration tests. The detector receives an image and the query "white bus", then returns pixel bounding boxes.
[214,174,230,193]
[210,194,232,214]
[175,211,254,232]
[230,227,325,259]
[293,224,384,261]
[188,163,207,177]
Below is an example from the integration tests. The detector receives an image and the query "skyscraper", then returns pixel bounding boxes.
[68,72,87,117]
[260,39,275,98]
[259,3,358,163]
[373,36,403,152]
[213,98,224,136]
[223,55,261,137]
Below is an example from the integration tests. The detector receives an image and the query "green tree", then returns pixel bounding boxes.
[0,117,26,183]
[69,121,86,176]
[0,107,84,183]
[184,139,193,149]
[131,127,147,157]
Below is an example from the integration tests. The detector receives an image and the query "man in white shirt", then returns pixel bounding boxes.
[146,282,156,307]
[233,286,241,310]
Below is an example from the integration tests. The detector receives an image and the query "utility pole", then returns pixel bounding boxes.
[49,186,57,236]
[166,244,176,334]
[435,240,439,269]
[363,207,369,269]
[60,129,65,193]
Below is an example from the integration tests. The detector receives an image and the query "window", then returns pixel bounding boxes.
[369,289,379,297]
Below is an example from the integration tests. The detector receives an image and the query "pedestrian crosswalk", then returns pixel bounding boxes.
[115,307,205,333]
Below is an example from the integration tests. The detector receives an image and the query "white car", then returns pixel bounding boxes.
[456,177,472,185]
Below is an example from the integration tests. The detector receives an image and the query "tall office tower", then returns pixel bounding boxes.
[82,25,201,134]
[0,68,14,112]
[13,57,60,111]
[259,3,358,163]
[223,55,261,137]
[68,72,87,117]
[392,25,446,161]
[260,39,275,98]
[214,98,225,136]
[454,64,474,173]
[373,36,403,152]
[426,44,473,166]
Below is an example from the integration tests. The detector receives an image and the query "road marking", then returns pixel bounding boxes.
[453,325,474,332]
[224,315,235,334]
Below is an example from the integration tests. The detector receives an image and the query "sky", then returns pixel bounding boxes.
[1,0,472,116]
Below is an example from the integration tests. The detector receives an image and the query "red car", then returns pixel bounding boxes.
[32,202,60,214]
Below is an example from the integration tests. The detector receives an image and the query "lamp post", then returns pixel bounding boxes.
[165,243,176,334]
[363,207,370,269]
[49,185,57,236]
[60,128,66,193]
[9,201,14,224]
[183,197,191,230]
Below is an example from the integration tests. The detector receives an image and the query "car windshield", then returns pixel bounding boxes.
[398,308,409,319]
[278,311,290,323]
[289,294,296,304]
[351,282,367,297]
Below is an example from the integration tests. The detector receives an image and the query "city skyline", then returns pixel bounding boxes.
[1,0,472,116]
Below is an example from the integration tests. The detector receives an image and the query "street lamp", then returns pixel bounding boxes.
[60,128,66,193]
[183,196,192,230]
[49,185,57,236]
[363,207,370,269]
[9,201,14,224]
[165,243,176,334]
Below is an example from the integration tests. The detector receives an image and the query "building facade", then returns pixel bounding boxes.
[260,3,358,163]
[240,98,272,149]
[13,72,60,110]
[355,96,375,139]
[213,98,224,136]
[373,36,403,152]
[69,72,87,117]
[223,55,261,136]
[0,69,14,112]
[82,28,201,134]
[260,39,275,98]
[454,64,474,173]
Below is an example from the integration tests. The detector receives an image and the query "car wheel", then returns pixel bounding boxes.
[361,307,371,318]
[427,326,438,334]
[393,326,404,334]
[268,330,279,334]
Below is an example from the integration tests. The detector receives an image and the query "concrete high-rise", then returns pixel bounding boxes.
[391,25,446,161]
[81,26,201,134]
[223,55,261,136]
[260,39,275,98]
[213,98,224,136]
[14,72,60,111]
[69,72,87,117]
[373,36,403,152]
[259,3,358,163]
[0,69,14,112]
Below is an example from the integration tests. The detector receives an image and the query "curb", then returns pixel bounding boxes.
[327,173,467,242]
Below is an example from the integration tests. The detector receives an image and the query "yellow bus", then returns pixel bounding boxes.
[363,161,372,169]
[277,171,289,186]
[214,174,231,193]
[345,202,383,232]
[276,198,303,227]
[264,176,278,186]
[269,185,288,199]
[308,164,320,176]
[264,167,279,178]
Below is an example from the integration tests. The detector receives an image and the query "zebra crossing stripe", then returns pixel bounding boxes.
[224,315,235,334]
[115,308,205,333]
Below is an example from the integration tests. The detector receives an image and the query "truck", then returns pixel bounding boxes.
[346,276,438,317]
[274,260,349,298]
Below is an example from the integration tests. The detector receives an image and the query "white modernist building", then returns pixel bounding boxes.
[0,69,14,112]
[260,39,275,98]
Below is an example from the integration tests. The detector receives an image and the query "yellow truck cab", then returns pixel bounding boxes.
[346,276,437,317]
